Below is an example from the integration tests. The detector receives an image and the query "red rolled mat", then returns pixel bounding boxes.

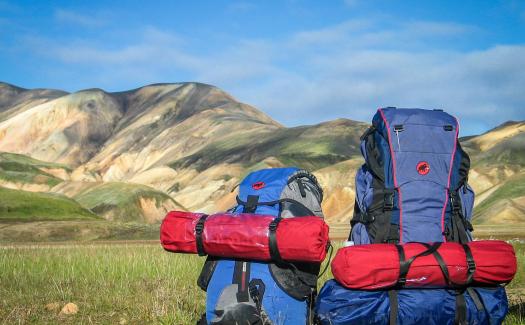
[160,211,330,263]
[332,240,516,290]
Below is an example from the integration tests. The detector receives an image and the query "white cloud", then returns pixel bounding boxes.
[20,19,525,135]
[54,9,107,28]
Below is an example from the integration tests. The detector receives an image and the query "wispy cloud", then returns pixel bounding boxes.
[18,18,525,135]
[54,9,107,28]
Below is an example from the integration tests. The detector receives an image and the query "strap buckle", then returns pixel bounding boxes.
[269,218,281,232]
[449,192,461,212]
[195,221,205,235]
[384,192,395,211]
[467,259,476,272]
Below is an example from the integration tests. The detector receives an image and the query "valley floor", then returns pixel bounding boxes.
[0,241,523,324]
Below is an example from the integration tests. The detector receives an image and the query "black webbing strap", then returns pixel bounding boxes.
[450,191,469,244]
[394,245,407,286]
[297,179,307,198]
[466,287,485,312]
[243,195,259,213]
[269,217,283,263]
[396,243,442,287]
[462,244,476,286]
[388,290,398,325]
[236,196,315,216]
[397,242,477,289]
[233,261,251,302]
[195,214,208,256]
[455,289,467,325]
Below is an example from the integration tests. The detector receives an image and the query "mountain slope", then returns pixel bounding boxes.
[462,121,525,224]
[0,81,523,231]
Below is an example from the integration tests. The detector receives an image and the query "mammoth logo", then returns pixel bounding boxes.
[252,181,265,190]
[417,161,430,175]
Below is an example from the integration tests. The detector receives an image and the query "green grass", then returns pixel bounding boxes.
[0,187,99,221]
[0,152,71,170]
[0,221,161,242]
[0,242,522,324]
[0,162,62,187]
[0,152,70,186]
[74,182,179,223]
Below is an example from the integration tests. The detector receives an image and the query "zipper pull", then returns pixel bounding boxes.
[393,125,404,152]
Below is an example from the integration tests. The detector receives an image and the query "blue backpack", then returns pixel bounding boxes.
[350,107,474,244]
[197,167,325,325]
[315,108,508,325]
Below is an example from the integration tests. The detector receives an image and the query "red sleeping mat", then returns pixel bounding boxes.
[332,241,516,290]
[160,211,330,263]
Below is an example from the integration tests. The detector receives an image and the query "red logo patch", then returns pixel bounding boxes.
[417,161,430,175]
[252,181,265,190]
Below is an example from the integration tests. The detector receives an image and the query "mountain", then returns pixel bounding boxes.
[0,81,523,242]
[461,121,525,224]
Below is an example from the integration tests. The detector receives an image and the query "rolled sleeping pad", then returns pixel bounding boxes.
[160,211,330,263]
[332,241,516,290]
[315,279,509,325]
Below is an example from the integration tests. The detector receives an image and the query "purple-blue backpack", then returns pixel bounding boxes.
[350,107,475,245]
[315,108,509,325]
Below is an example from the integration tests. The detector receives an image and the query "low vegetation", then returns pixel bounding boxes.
[0,187,99,221]
[0,152,68,187]
[0,242,522,324]
[74,182,180,223]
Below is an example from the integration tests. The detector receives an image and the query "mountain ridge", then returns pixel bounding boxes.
[0,81,523,232]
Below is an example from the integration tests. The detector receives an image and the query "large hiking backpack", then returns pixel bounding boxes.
[198,167,325,325]
[350,107,475,245]
[315,108,510,325]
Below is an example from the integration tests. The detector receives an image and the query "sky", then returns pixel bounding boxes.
[1,0,525,135]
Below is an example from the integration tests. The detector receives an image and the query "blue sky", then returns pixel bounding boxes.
[1,0,525,135]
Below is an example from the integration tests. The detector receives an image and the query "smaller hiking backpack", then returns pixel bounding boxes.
[197,167,325,325]
[351,107,475,245]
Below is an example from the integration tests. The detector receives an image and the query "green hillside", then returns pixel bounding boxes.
[0,187,99,221]
[171,119,367,172]
[0,152,69,186]
[74,182,181,223]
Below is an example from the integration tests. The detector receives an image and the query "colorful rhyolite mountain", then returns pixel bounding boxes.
[0,81,523,240]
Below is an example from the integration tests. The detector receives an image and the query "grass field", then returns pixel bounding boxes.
[0,242,523,324]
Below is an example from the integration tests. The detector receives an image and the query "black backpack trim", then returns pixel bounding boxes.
[352,128,400,243]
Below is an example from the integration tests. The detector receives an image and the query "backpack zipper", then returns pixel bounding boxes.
[393,125,404,152]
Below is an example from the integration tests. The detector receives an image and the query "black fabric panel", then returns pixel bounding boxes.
[233,261,250,303]
[268,262,318,301]
[456,141,471,190]
[197,256,218,291]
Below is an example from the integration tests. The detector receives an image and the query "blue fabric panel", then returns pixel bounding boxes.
[354,165,374,212]
[238,167,298,204]
[206,260,307,324]
[315,280,508,325]
[350,223,371,245]
[400,181,447,242]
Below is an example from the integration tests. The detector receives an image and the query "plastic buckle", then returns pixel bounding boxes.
[467,259,476,272]
[384,193,394,211]
[269,219,280,232]
[449,194,461,212]
[195,221,205,235]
